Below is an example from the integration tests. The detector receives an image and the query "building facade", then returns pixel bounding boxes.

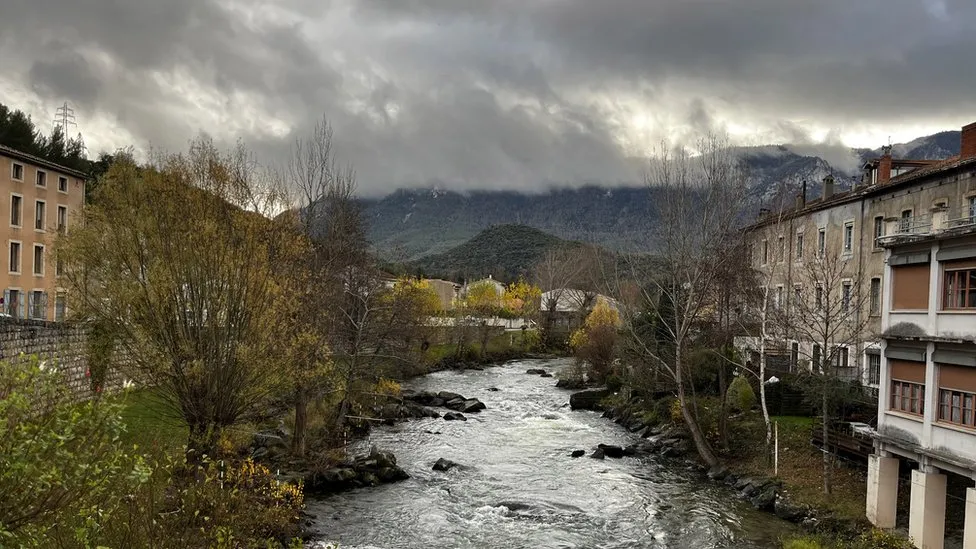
[864,154,976,549]
[1,145,86,321]
[739,122,976,391]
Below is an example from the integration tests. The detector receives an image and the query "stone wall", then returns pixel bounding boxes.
[0,317,122,399]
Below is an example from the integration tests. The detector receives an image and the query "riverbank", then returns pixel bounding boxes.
[586,391,915,549]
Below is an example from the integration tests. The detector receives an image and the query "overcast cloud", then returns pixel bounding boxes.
[2,0,975,195]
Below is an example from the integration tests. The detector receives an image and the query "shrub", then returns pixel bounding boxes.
[726,376,757,412]
[782,537,826,549]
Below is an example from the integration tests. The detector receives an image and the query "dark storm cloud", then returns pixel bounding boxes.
[2,0,975,194]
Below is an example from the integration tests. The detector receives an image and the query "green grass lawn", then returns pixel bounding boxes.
[118,389,187,453]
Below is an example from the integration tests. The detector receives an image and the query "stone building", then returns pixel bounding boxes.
[738,122,976,390]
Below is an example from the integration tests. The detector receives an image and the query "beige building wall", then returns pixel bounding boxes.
[1,147,86,321]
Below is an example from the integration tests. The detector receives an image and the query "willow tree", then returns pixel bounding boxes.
[61,138,298,462]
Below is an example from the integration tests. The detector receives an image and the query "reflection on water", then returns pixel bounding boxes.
[307,359,796,549]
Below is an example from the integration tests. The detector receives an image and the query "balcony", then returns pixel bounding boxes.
[878,209,976,247]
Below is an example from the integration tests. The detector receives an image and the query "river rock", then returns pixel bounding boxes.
[774,497,808,522]
[438,391,464,401]
[433,458,459,472]
[569,389,612,411]
[459,399,487,413]
[590,448,606,459]
[707,466,729,481]
[487,387,500,392]
[556,378,586,389]
[540,372,553,378]
[598,444,624,458]
[526,368,547,375]
[570,450,585,458]
[751,485,778,511]
[444,412,467,421]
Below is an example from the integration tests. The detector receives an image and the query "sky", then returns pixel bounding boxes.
[2,0,976,195]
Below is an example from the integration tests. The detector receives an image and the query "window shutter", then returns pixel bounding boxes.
[41,292,48,320]
[2,290,9,315]
[19,293,26,319]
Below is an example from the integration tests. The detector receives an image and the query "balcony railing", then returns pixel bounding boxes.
[878,209,976,246]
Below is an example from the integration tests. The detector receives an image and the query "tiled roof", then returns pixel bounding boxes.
[882,155,976,187]
[0,144,89,179]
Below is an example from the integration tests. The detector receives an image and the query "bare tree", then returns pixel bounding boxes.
[282,117,366,456]
[533,247,588,348]
[624,135,749,468]
[786,243,874,494]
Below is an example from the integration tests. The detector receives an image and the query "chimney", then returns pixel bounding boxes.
[877,145,893,185]
[822,174,835,200]
[961,122,976,160]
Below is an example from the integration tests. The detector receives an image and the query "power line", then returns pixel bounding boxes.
[53,102,77,134]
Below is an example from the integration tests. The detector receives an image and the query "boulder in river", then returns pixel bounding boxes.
[774,497,808,522]
[556,378,586,389]
[540,372,553,378]
[525,368,547,375]
[570,450,585,458]
[590,448,606,459]
[460,399,487,413]
[487,387,500,392]
[569,389,612,411]
[444,412,468,421]
[432,458,459,472]
[438,391,464,401]
[305,447,408,494]
[598,444,624,458]
[444,397,467,410]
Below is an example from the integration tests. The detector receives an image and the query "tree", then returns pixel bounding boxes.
[281,117,364,456]
[533,248,588,348]
[502,277,541,321]
[569,298,621,381]
[465,280,503,357]
[623,134,749,468]
[61,138,296,463]
[785,240,874,494]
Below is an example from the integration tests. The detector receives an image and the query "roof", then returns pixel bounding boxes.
[0,144,89,179]
[745,154,976,232]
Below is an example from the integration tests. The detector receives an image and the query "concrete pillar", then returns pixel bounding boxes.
[964,488,976,549]
[909,469,946,549]
[867,454,899,528]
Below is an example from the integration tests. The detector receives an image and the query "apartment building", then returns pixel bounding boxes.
[738,122,976,391]
[1,145,86,321]
[866,202,976,549]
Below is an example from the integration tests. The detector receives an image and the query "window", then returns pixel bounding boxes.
[796,233,804,258]
[790,342,799,371]
[34,200,45,231]
[842,281,852,312]
[817,228,826,257]
[8,241,21,273]
[2,289,22,318]
[939,389,976,428]
[775,285,784,310]
[833,346,850,369]
[891,380,925,415]
[843,222,854,253]
[58,176,68,193]
[812,344,822,372]
[28,290,46,320]
[778,236,785,262]
[56,256,65,277]
[873,216,884,248]
[868,354,881,385]
[11,163,23,181]
[10,194,22,226]
[35,169,46,187]
[33,244,43,276]
[57,206,67,233]
[793,284,802,307]
[969,196,976,223]
[815,284,824,311]
[54,292,66,322]
[870,278,881,315]
[761,240,768,265]
[900,209,912,233]
[943,268,976,309]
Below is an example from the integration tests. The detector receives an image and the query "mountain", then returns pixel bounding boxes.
[362,129,963,259]
[362,186,659,260]
[411,224,582,283]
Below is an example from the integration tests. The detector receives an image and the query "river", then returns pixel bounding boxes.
[306,358,797,549]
